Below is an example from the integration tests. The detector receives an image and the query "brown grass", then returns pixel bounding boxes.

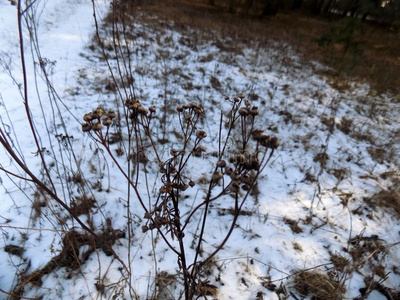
[4,245,25,257]
[364,188,400,217]
[284,217,303,234]
[348,233,385,265]
[294,270,345,300]
[330,252,349,272]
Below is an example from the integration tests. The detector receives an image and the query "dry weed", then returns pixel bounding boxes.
[293,270,345,300]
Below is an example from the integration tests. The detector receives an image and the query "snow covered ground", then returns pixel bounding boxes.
[0,0,399,299]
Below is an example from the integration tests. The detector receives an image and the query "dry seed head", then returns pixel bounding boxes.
[82,122,92,132]
[141,225,149,233]
[95,107,104,118]
[236,154,247,164]
[212,171,223,182]
[245,100,251,107]
[230,182,240,193]
[102,118,112,126]
[170,148,178,156]
[166,184,173,193]
[125,99,133,107]
[260,135,270,141]
[251,160,260,171]
[242,184,250,191]
[196,130,207,139]
[92,110,101,119]
[195,107,204,114]
[252,129,264,139]
[107,111,116,119]
[170,166,177,174]
[250,153,259,162]
[189,180,196,187]
[225,167,233,176]
[250,106,259,116]
[83,113,93,122]
[240,174,251,184]
[197,145,206,152]
[230,171,241,181]
[132,102,141,110]
[260,139,268,148]
[238,93,245,99]
[269,136,280,149]
[259,135,271,147]
[224,96,230,101]
[149,106,156,113]
[239,108,249,116]
[138,106,149,115]
[216,160,226,168]
[129,112,136,119]
[244,162,253,171]
[233,96,240,103]
[249,154,260,170]
[92,123,103,131]
[177,106,184,112]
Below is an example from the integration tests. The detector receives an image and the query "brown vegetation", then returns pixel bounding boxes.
[293,270,345,300]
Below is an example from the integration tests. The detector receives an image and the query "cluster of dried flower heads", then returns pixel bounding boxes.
[124,98,156,119]
[81,93,278,298]
[82,107,116,133]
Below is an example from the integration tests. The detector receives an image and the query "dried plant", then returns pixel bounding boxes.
[81,90,278,298]
[0,1,279,299]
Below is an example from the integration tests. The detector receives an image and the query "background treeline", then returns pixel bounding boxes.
[302,0,399,25]
[205,0,400,27]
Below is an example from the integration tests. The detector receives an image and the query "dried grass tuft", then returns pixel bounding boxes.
[294,271,345,300]
[364,188,400,217]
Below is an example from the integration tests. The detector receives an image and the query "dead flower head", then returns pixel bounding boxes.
[212,171,223,182]
[196,130,207,139]
[92,123,103,131]
[82,122,92,132]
